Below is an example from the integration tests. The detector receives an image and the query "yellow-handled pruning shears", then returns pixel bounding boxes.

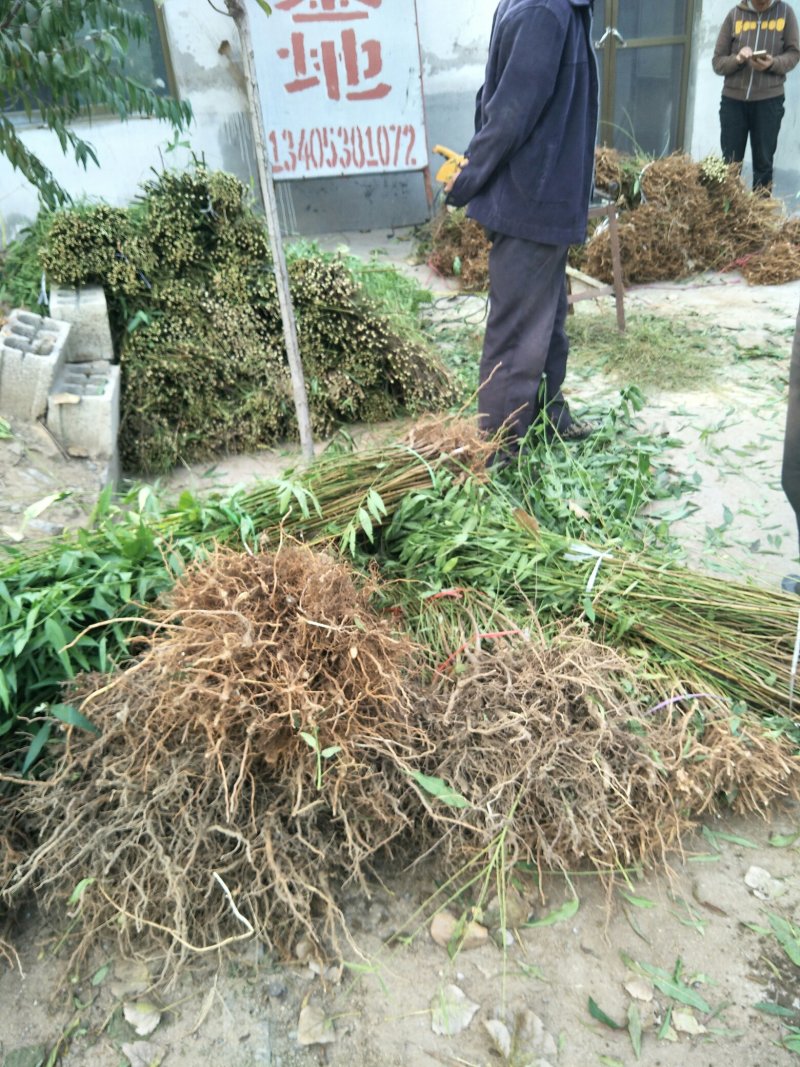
[433,144,467,184]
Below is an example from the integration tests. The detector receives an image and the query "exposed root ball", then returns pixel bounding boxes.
[403,416,494,476]
[424,636,800,876]
[8,545,425,968]
[738,239,800,285]
[426,208,490,291]
[586,153,791,286]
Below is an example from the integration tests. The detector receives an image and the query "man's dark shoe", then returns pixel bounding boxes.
[558,420,597,442]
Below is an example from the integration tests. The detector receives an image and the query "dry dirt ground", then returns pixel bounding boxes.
[2,239,800,1067]
[2,808,799,1067]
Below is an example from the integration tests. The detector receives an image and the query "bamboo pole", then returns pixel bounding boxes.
[225,0,315,461]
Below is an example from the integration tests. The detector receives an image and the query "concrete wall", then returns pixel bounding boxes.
[688,0,800,204]
[0,1,497,239]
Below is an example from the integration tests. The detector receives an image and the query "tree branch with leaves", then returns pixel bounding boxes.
[0,0,192,207]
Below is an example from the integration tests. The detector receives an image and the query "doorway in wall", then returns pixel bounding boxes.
[593,0,697,156]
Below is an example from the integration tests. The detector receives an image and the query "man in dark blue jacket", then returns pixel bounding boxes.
[446,0,598,458]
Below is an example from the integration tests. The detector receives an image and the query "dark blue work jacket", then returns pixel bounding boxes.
[447,0,598,246]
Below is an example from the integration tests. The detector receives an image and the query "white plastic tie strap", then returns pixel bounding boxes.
[790,606,800,709]
[563,543,615,593]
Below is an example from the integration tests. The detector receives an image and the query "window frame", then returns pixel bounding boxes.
[2,2,181,125]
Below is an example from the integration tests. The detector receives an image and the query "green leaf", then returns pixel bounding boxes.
[621,954,711,1013]
[628,1003,642,1059]
[299,731,319,752]
[67,877,95,906]
[367,489,387,519]
[320,745,342,759]
[753,1002,797,1017]
[24,492,64,522]
[526,898,579,928]
[253,0,272,13]
[598,1059,625,1067]
[407,770,470,809]
[769,831,800,848]
[588,997,623,1030]
[357,507,374,542]
[91,963,110,986]
[657,1004,673,1040]
[619,890,656,909]
[49,703,100,735]
[44,616,68,654]
[701,826,758,850]
[768,914,800,967]
[21,721,52,775]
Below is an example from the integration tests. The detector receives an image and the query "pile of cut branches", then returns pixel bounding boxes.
[8,570,800,970]
[585,150,794,285]
[420,149,800,288]
[0,417,490,770]
[3,163,455,473]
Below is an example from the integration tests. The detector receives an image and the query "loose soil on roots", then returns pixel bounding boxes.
[6,544,429,975]
[422,635,800,880]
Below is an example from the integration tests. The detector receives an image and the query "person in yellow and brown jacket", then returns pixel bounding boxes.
[713,0,800,189]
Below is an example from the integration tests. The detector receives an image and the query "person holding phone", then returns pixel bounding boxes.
[713,0,800,190]
[444,0,598,463]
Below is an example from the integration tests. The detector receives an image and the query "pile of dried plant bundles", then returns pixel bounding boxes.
[419,631,800,879]
[422,149,800,291]
[736,215,800,284]
[6,544,429,971]
[12,163,456,473]
[585,151,800,286]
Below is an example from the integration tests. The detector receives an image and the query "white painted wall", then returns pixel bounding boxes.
[1,3,255,238]
[13,3,795,235]
[689,0,800,202]
[0,2,502,237]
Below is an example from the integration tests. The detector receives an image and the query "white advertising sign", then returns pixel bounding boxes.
[247,0,427,180]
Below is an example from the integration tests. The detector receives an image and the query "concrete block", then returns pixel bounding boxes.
[0,310,71,421]
[46,360,120,460]
[49,286,114,364]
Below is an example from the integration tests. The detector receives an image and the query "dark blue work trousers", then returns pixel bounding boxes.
[720,94,785,190]
[478,234,573,452]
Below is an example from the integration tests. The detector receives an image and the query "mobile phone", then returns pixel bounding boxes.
[751,49,768,58]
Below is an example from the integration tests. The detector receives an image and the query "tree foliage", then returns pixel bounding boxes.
[0,0,192,207]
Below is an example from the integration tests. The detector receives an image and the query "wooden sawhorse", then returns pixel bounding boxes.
[567,198,625,331]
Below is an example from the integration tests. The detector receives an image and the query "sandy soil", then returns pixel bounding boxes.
[2,807,799,1066]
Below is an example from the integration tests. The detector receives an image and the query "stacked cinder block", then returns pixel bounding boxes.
[46,360,120,460]
[0,287,120,481]
[0,312,71,421]
[49,286,114,364]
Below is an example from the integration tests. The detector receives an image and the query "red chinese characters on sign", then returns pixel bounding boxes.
[276,0,390,102]
[278,29,390,100]
[276,0,381,21]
